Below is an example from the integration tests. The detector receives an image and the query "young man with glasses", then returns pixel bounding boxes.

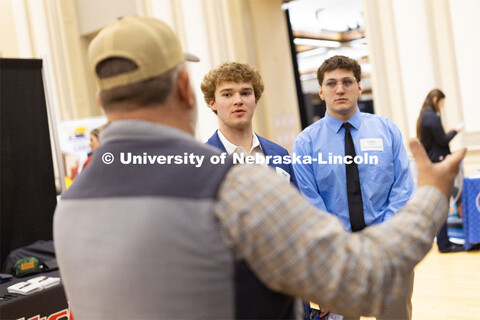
[292,55,415,320]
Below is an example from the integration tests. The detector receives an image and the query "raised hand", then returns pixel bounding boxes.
[410,139,466,198]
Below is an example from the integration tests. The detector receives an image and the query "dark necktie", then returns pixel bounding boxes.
[343,122,366,232]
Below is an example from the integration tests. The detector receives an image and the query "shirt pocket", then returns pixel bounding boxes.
[359,150,393,184]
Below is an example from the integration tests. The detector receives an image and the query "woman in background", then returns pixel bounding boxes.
[82,127,101,170]
[416,89,463,253]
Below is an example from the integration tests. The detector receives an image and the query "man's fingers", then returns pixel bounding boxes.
[409,139,429,166]
[443,148,467,173]
[448,148,467,166]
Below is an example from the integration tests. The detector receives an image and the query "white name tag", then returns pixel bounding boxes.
[360,138,383,151]
[276,167,291,182]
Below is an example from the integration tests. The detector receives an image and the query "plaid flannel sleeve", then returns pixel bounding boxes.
[215,164,448,317]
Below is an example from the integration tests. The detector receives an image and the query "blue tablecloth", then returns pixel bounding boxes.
[462,176,480,250]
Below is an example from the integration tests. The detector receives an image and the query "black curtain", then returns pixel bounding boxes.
[1,58,57,267]
[284,9,308,129]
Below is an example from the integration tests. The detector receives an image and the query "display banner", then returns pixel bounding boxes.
[57,116,107,186]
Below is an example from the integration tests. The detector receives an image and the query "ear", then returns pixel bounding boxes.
[176,69,195,109]
[208,99,217,112]
[318,87,324,101]
[95,91,104,109]
[358,81,362,95]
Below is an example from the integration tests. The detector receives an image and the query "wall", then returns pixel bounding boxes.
[3,0,480,173]
[0,0,19,58]
[363,0,480,176]
[3,0,300,148]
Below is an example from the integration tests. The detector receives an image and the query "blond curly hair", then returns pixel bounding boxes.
[200,62,264,113]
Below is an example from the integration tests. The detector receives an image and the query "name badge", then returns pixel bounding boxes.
[360,138,383,151]
[276,167,291,182]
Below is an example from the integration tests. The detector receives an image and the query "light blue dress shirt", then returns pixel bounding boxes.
[292,108,414,231]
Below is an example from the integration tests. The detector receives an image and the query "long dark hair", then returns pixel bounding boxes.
[416,89,446,139]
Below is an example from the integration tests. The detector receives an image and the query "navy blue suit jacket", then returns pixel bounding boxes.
[206,130,298,188]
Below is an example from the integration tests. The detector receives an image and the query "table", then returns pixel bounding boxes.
[462,175,480,250]
[0,270,69,320]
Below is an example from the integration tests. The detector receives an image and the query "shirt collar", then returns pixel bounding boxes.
[252,133,262,151]
[325,107,362,134]
[217,129,262,155]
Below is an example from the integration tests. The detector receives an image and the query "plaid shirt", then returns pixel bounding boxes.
[215,164,447,317]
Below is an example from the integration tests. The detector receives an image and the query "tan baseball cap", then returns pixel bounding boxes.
[88,16,199,90]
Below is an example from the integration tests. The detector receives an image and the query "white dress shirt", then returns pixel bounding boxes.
[217,130,266,162]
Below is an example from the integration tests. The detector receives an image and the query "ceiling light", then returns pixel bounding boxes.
[293,38,341,48]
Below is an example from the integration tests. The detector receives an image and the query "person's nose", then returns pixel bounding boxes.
[233,92,243,105]
[335,82,345,94]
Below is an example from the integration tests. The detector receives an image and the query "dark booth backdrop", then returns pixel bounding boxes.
[1,58,57,267]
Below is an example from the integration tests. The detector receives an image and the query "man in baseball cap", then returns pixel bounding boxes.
[54,16,466,319]
[88,16,199,91]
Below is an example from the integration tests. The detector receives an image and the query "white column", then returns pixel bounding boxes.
[448,0,480,135]
[178,0,219,142]
[363,0,480,175]
[248,0,301,149]
[391,0,438,139]
[426,0,463,148]
[363,0,408,138]
[364,0,458,139]
[0,0,20,57]
[10,0,33,57]
[147,0,175,29]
